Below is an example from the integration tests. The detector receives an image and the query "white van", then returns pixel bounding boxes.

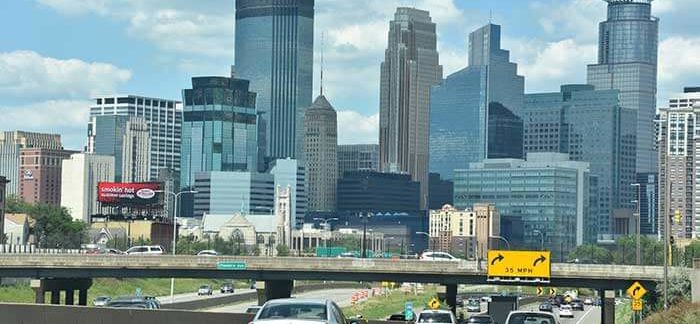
[125,245,164,255]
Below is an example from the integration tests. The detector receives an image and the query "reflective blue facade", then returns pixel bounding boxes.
[523,85,637,235]
[587,0,658,173]
[180,76,259,188]
[235,0,314,161]
[429,24,523,180]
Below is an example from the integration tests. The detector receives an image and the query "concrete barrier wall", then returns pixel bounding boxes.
[0,303,255,324]
[165,282,366,310]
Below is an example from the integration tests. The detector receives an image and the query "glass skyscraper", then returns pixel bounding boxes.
[523,84,637,236]
[453,153,596,257]
[180,75,259,188]
[379,7,442,209]
[234,0,314,161]
[429,23,523,180]
[587,0,658,173]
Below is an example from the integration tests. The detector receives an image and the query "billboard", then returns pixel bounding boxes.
[97,182,161,207]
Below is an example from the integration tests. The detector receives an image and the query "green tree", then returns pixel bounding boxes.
[654,269,691,308]
[682,240,700,267]
[568,244,613,264]
[334,236,361,252]
[30,203,87,249]
[276,244,290,256]
[5,195,32,214]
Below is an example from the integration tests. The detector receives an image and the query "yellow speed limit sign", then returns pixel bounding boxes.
[631,298,642,311]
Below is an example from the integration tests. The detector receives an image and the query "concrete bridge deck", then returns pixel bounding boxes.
[0,255,665,290]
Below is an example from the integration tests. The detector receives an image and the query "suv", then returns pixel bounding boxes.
[197,285,213,296]
[220,282,234,294]
[419,251,460,262]
[125,245,164,255]
[417,310,457,324]
[504,311,558,324]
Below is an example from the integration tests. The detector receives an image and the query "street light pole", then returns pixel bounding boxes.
[313,217,338,257]
[416,231,430,253]
[533,230,544,251]
[632,183,642,265]
[489,235,510,250]
[360,212,371,258]
[157,189,197,304]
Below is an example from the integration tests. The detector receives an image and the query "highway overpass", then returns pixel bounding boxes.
[0,254,664,289]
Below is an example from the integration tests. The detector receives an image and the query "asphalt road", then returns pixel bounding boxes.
[157,287,254,304]
[520,303,601,324]
[207,288,364,313]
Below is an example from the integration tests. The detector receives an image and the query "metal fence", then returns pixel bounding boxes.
[0,244,82,254]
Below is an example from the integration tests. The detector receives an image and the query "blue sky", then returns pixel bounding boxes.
[1,0,698,150]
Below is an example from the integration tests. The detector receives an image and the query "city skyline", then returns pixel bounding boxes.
[1,0,697,150]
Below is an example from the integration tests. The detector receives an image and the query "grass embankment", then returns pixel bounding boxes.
[642,302,700,324]
[615,299,633,323]
[342,286,437,320]
[0,278,250,304]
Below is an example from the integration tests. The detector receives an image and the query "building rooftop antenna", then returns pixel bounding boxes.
[489,9,493,24]
[320,31,325,96]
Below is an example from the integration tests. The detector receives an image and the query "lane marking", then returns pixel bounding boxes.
[575,306,597,324]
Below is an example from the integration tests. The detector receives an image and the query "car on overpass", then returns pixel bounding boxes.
[419,251,460,262]
[197,250,219,256]
[124,245,164,255]
[504,311,558,324]
[252,298,348,324]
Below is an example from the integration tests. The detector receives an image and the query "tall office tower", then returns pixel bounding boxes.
[429,24,524,180]
[0,131,62,195]
[524,84,636,236]
[235,0,314,161]
[380,8,442,209]
[87,115,150,182]
[180,76,259,188]
[337,144,379,177]
[587,0,658,173]
[658,88,700,240]
[61,153,115,223]
[304,95,337,212]
[89,95,181,180]
[0,176,9,243]
[18,148,76,206]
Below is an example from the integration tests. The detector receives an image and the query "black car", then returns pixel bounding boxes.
[571,300,585,311]
[538,302,553,313]
[466,315,495,323]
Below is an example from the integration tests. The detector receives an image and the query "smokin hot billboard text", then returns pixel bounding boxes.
[97,182,161,206]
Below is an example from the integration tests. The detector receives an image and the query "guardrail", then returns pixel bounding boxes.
[0,245,82,254]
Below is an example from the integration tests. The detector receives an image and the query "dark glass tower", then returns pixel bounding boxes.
[180,75,259,188]
[587,0,658,173]
[234,0,314,161]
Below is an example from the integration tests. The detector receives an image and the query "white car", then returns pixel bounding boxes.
[197,250,219,256]
[505,311,558,324]
[559,305,574,318]
[197,285,213,296]
[252,298,348,324]
[419,251,460,261]
[124,245,164,255]
[583,298,594,305]
[416,310,457,324]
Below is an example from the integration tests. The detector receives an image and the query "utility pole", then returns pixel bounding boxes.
[632,183,641,265]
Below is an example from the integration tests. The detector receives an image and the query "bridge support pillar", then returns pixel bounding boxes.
[30,278,93,306]
[445,284,457,315]
[258,280,294,305]
[600,289,615,324]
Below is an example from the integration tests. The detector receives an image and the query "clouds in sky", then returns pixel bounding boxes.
[13,0,700,149]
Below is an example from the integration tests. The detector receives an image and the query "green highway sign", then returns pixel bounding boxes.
[217,261,247,270]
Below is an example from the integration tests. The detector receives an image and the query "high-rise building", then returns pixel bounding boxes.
[337,144,379,177]
[193,171,274,218]
[60,153,115,223]
[523,84,636,236]
[89,95,181,180]
[235,0,314,160]
[429,24,524,180]
[0,176,9,244]
[180,75,259,188]
[428,203,499,260]
[379,7,442,209]
[658,89,700,239]
[587,0,658,173]
[304,95,337,212]
[337,171,420,213]
[635,172,658,236]
[18,148,76,206]
[0,131,62,195]
[454,153,596,257]
[428,173,453,210]
[88,115,150,182]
